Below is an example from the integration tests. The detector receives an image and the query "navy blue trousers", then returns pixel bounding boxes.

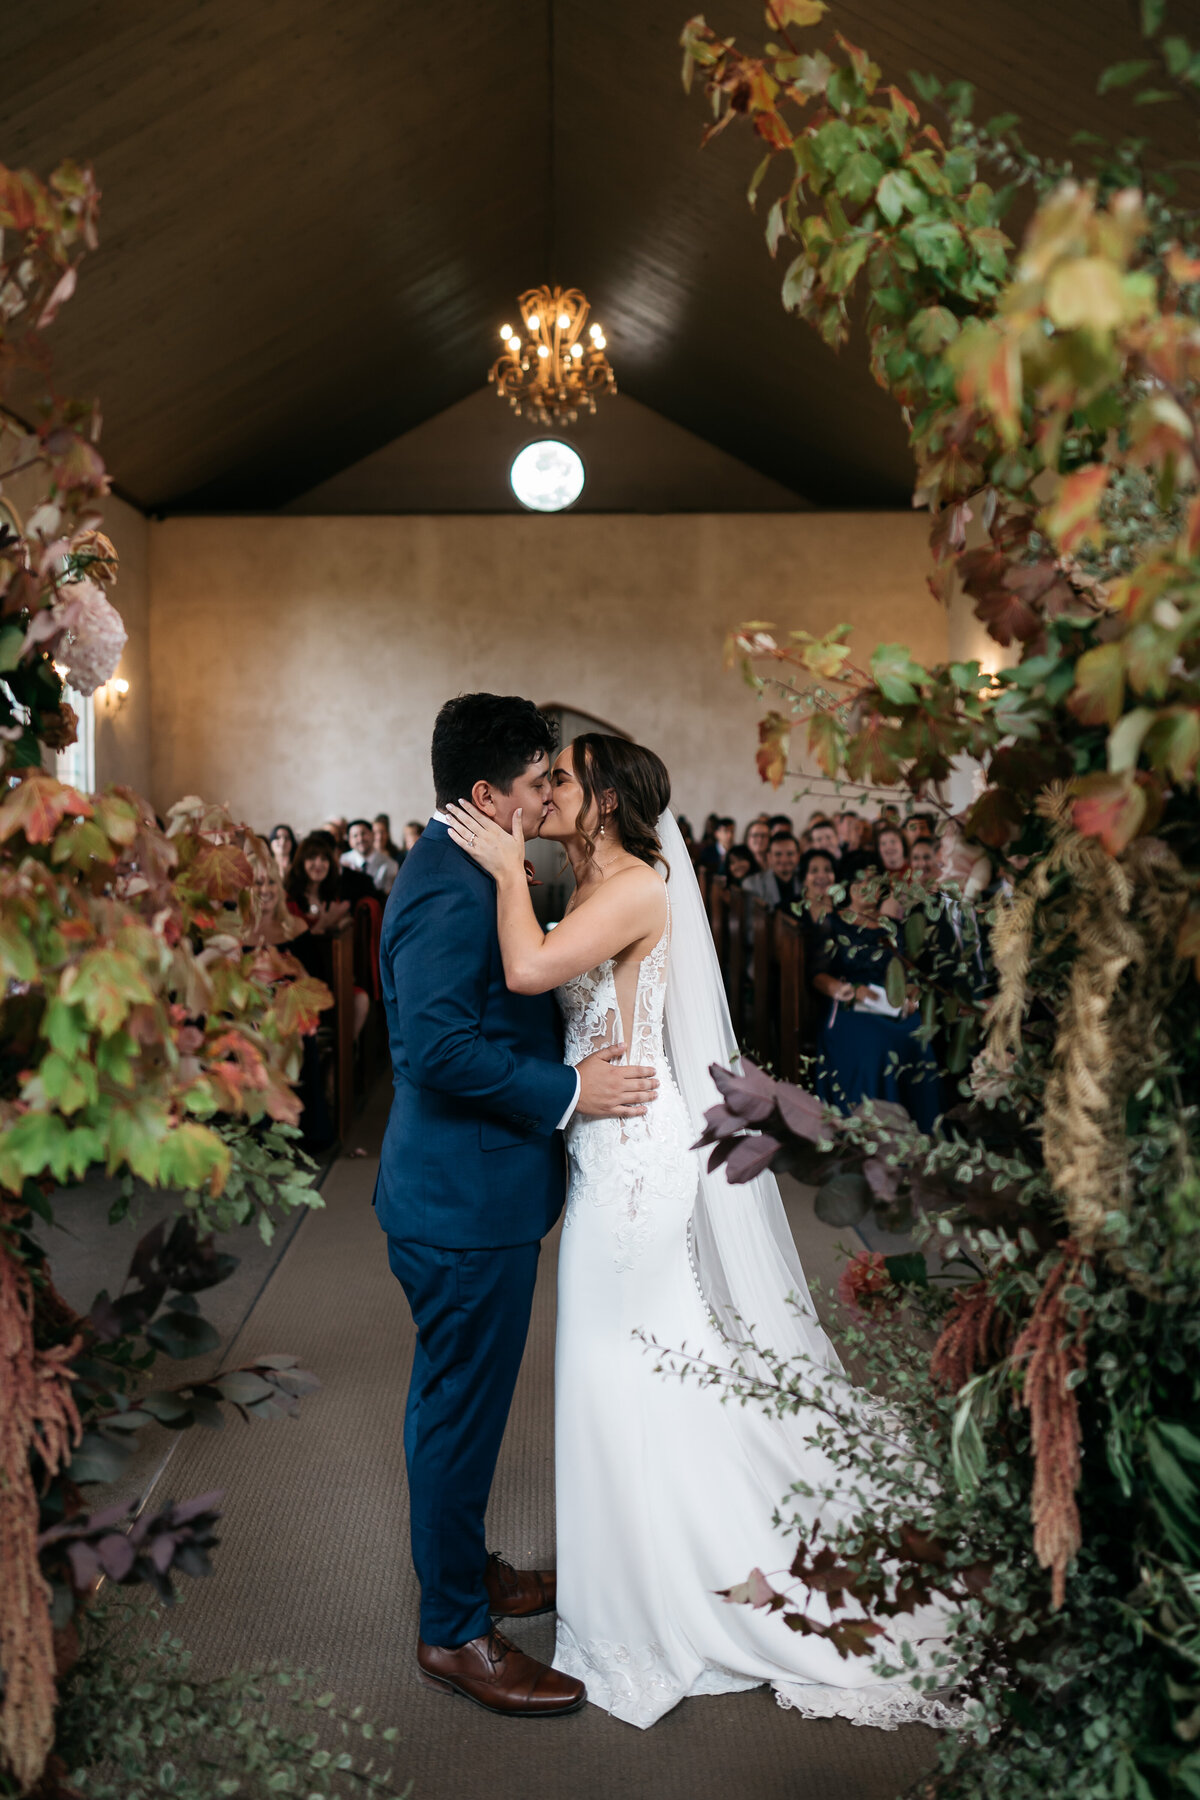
[387,1235,541,1648]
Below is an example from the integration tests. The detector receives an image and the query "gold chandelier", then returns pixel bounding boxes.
[488,285,616,427]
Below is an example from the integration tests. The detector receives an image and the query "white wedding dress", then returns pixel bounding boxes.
[549,813,959,1731]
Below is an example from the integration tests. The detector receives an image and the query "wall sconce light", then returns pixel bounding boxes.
[99,676,130,713]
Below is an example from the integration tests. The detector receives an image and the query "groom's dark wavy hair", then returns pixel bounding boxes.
[571,734,671,875]
[431,693,557,810]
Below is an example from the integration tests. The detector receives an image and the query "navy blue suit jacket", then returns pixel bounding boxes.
[373,819,576,1249]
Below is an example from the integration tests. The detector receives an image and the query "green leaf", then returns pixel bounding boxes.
[1097,57,1155,93]
[781,252,815,312]
[876,167,925,224]
[765,196,786,257]
[903,217,963,274]
[836,149,885,205]
[145,1309,222,1360]
[871,642,926,706]
[69,1429,133,1484]
[747,152,771,209]
[884,1251,928,1286]
[1107,706,1155,774]
[0,623,25,671]
[1141,0,1165,29]
[904,910,928,956]
[884,955,907,1009]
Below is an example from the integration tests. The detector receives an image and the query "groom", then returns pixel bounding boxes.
[374,693,658,1717]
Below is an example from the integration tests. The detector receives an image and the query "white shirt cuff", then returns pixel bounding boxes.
[556,1070,581,1131]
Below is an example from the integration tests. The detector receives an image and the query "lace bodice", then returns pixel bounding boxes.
[556,899,671,1072]
[554,890,695,1273]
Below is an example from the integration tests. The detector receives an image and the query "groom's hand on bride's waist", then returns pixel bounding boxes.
[574,1044,659,1119]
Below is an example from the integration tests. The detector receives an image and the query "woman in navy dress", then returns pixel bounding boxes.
[811,856,940,1133]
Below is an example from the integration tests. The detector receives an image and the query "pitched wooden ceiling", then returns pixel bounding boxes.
[3,0,1195,513]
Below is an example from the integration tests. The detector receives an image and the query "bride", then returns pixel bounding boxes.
[446,733,955,1731]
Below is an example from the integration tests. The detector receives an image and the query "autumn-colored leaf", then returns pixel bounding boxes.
[756,710,792,787]
[272,975,334,1038]
[1044,256,1129,333]
[1039,464,1108,554]
[1071,772,1146,854]
[0,771,93,846]
[765,0,827,27]
[1068,642,1126,728]
[188,840,255,903]
[807,710,843,777]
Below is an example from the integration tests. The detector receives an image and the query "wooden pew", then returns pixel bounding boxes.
[329,918,356,1145]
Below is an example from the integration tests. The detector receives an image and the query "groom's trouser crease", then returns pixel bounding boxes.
[146,1081,937,1798]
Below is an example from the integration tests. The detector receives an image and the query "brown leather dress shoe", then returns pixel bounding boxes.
[417,1629,585,1717]
[485,1551,557,1620]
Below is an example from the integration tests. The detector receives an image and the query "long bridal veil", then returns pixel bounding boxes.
[656,809,842,1380]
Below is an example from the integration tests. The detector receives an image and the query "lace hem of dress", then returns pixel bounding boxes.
[772,1678,968,1731]
[555,1620,965,1733]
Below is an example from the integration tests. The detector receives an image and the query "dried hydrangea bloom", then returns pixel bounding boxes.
[57,580,127,695]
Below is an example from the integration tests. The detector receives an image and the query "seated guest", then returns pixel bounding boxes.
[743,832,803,911]
[285,835,369,1037]
[904,810,936,848]
[323,815,349,852]
[725,843,755,886]
[767,812,794,838]
[342,818,400,895]
[310,828,375,907]
[909,837,938,884]
[808,817,842,862]
[268,823,297,884]
[286,834,352,936]
[372,812,404,861]
[811,857,939,1132]
[798,848,837,922]
[744,818,770,871]
[699,816,736,873]
[875,823,909,873]
[402,819,425,852]
[836,811,864,853]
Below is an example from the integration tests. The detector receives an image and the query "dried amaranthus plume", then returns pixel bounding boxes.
[1012,1247,1087,1610]
[930,1281,1010,1393]
[988,789,1190,1259]
[0,1230,82,1791]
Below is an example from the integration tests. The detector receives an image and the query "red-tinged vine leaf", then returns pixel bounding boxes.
[188,840,254,903]
[929,500,972,563]
[970,581,1039,647]
[950,319,1021,443]
[272,975,333,1038]
[1185,494,1200,560]
[1071,772,1146,854]
[156,1120,231,1196]
[754,108,794,151]
[66,947,156,1035]
[964,785,1025,849]
[720,1566,781,1608]
[756,710,792,787]
[1068,641,1126,727]
[1039,464,1108,554]
[0,771,92,845]
[807,710,843,778]
[844,711,902,785]
[897,1522,949,1566]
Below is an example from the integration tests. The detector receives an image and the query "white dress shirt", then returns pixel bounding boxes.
[431,811,579,1128]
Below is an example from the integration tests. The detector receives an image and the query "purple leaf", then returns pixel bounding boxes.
[863,1158,902,1203]
[95,1534,136,1581]
[723,1133,782,1183]
[168,1490,224,1527]
[66,1541,101,1590]
[775,1084,828,1143]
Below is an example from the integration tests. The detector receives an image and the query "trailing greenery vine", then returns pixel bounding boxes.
[672,2,1200,1792]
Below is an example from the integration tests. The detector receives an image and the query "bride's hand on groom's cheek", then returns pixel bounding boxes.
[446,800,525,876]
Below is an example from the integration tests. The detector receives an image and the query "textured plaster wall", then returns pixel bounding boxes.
[147,512,946,834]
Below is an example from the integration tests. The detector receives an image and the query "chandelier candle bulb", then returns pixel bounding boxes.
[489,283,617,427]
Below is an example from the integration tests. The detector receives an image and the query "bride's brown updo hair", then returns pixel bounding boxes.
[571,734,671,872]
